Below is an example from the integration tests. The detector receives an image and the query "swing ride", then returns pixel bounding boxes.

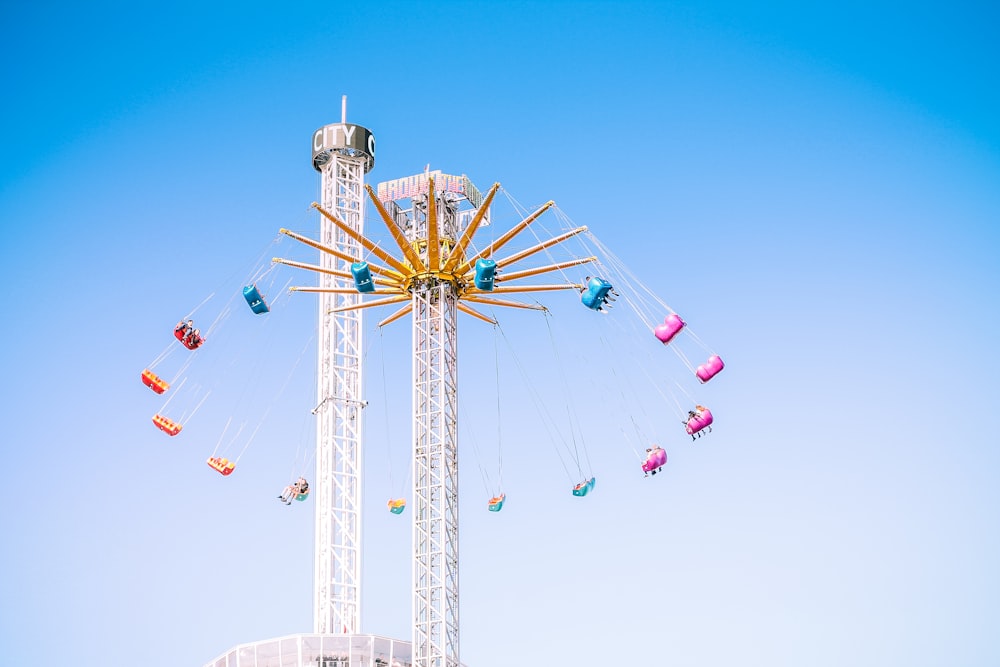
[141,108,728,667]
[149,173,725,665]
[270,164,724,667]
[148,169,726,667]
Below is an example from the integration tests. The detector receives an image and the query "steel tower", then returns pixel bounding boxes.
[408,190,462,666]
[302,101,376,635]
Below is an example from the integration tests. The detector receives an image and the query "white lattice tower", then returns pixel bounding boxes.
[409,195,462,667]
[309,112,376,635]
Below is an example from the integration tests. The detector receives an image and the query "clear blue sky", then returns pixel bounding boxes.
[1,2,998,666]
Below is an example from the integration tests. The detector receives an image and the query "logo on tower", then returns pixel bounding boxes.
[312,123,375,172]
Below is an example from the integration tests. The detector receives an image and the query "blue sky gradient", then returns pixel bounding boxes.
[1,2,998,666]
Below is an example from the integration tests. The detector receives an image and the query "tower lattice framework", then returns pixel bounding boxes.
[409,195,462,666]
[310,125,373,635]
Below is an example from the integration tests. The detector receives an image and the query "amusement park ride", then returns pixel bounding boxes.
[172,99,724,667]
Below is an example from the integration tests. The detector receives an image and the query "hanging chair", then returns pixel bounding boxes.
[387,498,406,514]
[152,414,182,436]
[207,456,236,476]
[141,369,169,394]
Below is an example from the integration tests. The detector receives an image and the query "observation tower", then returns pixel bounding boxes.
[306,100,372,637]
[205,100,588,667]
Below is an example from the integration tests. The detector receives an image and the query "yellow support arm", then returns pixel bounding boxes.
[462,295,548,311]
[378,303,414,327]
[279,228,405,281]
[455,200,555,276]
[328,295,411,314]
[466,284,580,295]
[274,257,353,280]
[365,184,427,272]
[494,256,596,283]
[442,182,499,273]
[457,302,498,325]
[488,227,589,273]
[290,287,406,295]
[312,203,413,277]
[273,258,396,287]
[427,177,440,271]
